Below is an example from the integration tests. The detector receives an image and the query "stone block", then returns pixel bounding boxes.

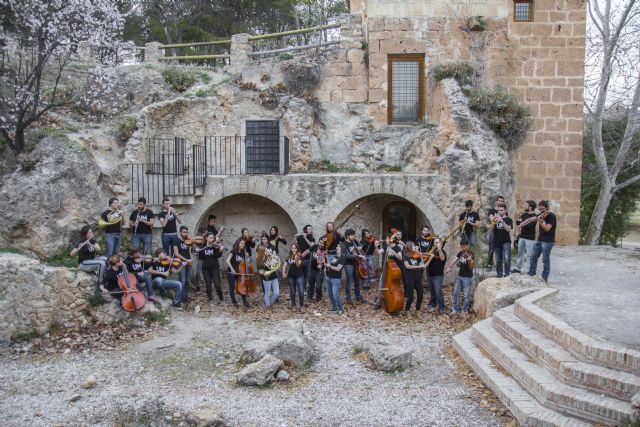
[541,37,567,47]
[563,160,583,176]
[572,23,586,37]
[553,23,573,36]
[342,90,368,103]
[568,119,584,132]
[368,17,385,32]
[549,11,569,22]
[324,62,352,77]
[561,103,583,118]
[510,23,533,36]
[347,49,365,64]
[533,24,554,37]
[536,0,559,10]
[369,88,386,103]
[525,87,551,103]
[545,118,567,132]
[535,61,557,77]
[339,76,367,91]
[572,87,584,103]
[552,88,572,103]
[542,77,568,87]
[539,103,560,117]
[330,90,343,102]
[566,36,586,47]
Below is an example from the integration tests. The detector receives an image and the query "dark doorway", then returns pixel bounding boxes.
[383,201,417,242]
[245,120,280,174]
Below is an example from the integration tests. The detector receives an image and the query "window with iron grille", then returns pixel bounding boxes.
[514,0,534,22]
[245,120,280,174]
[388,55,425,124]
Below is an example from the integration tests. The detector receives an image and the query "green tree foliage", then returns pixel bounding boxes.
[580,115,640,246]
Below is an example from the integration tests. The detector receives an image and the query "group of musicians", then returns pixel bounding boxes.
[73,195,556,315]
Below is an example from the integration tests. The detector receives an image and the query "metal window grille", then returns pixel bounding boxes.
[388,55,424,124]
[514,1,534,22]
[246,120,280,174]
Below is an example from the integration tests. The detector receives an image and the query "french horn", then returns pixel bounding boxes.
[98,210,122,229]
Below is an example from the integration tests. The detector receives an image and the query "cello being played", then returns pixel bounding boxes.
[103,255,146,312]
[377,231,405,314]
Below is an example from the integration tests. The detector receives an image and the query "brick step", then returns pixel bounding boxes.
[493,305,640,401]
[472,319,634,426]
[513,289,640,374]
[453,329,590,427]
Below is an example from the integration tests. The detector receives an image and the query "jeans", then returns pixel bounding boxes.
[307,268,324,300]
[263,278,280,306]
[364,255,374,287]
[151,277,182,305]
[453,276,474,313]
[104,233,121,257]
[494,241,512,278]
[427,274,445,312]
[192,258,202,287]
[515,238,535,271]
[178,265,192,302]
[528,241,554,281]
[487,230,495,266]
[462,230,476,246]
[131,234,153,256]
[344,264,362,302]
[288,276,305,307]
[327,277,343,311]
[226,272,248,306]
[135,271,154,297]
[161,233,176,256]
[78,257,107,285]
[404,272,423,311]
[202,267,222,302]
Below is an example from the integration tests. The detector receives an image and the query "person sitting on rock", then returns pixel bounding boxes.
[71,225,107,288]
[101,255,126,300]
[123,247,160,303]
[148,248,185,308]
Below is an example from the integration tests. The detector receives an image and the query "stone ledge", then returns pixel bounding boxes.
[453,329,590,427]
[472,318,634,425]
[514,289,640,374]
[493,305,640,401]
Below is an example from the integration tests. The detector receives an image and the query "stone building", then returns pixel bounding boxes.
[133,0,585,247]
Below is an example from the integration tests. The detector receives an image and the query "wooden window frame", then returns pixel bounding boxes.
[387,54,425,125]
[514,0,534,22]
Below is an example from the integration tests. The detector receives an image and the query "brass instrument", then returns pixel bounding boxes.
[98,210,123,229]
[263,252,281,277]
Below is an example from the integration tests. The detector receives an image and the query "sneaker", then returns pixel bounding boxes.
[450,309,459,316]
[172,302,183,310]
[148,296,161,304]
[486,264,493,271]
[426,306,436,313]
[511,268,521,274]
[373,304,381,310]
[414,309,421,318]
[328,308,338,312]
[347,300,355,308]
[232,302,239,309]
[337,310,344,315]
[208,300,215,308]
[438,309,446,315]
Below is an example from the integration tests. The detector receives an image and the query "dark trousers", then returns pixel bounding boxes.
[288,276,305,307]
[226,272,248,306]
[404,272,423,311]
[487,230,495,266]
[203,267,223,302]
[307,268,324,300]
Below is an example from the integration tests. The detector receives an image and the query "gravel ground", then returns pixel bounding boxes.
[0,287,511,427]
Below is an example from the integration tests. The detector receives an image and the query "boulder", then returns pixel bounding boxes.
[473,274,547,319]
[240,319,314,368]
[276,370,290,382]
[82,375,97,389]
[235,354,283,386]
[184,404,228,427]
[367,342,413,372]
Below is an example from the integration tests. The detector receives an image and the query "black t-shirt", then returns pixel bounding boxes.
[459,211,480,235]
[174,238,192,260]
[124,256,148,274]
[199,246,222,270]
[243,238,256,257]
[427,249,447,277]
[342,240,361,265]
[517,213,537,240]
[150,261,170,278]
[403,255,423,280]
[416,237,433,254]
[101,210,123,233]
[385,244,403,268]
[207,224,219,237]
[538,212,557,243]
[103,266,126,291]
[456,251,474,278]
[309,244,327,271]
[360,239,377,256]
[77,239,98,263]
[285,257,303,278]
[258,245,278,280]
[324,232,343,252]
[296,234,316,261]
[493,216,513,244]
[158,210,178,234]
[130,209,154,234]
[326,255,344,279]
[227,251,245,273]
[268,236,287,254]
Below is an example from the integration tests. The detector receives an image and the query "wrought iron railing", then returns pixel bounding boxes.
[204,135,289,175]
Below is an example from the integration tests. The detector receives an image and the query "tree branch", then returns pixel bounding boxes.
[614,173,640,191]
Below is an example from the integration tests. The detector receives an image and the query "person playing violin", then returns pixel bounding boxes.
[486,195,505,271]
[325,243,345,315]
[268,225,287,255]
[459,200,481,246]
[148,248,184,308]
[101,197,125,258]
[296,225,316,286]
[322,222,343,254]
[206,214,224,242]
[72,226,107,288]
[194,232,224,307]
[402,242,426,316]
[123,247,159,303]
[256,234,279,308]
[192,227,207,292]
[425,237,447,315]
[226,239,250,308]
[528,200,557,282]
[307,237,327,302]
[416,225,434,256]
[283,243,305,310]
[341,229,366,306]
[446,237,475,317]
[359,229,379,290]
[373,233,403,310]
[173,225,194,303]
[240,228,256,266]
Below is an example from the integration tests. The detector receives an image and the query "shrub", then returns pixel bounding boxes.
[47,252,77,268]
[161,67,197,92]
[466,86,532,150]
[431,62,475,86]
[282,62,321,97]
[278,53,294,61]
[118,116,137,142]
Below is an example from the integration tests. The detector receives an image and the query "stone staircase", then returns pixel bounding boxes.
[454,288,640,426]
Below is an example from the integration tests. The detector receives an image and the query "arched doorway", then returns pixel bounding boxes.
[383,201,417,242]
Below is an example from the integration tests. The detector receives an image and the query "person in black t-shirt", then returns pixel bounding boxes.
[307,238,327,302]
[416,225,434,256]
[206,215,225,241]
[325,243,345,314]
[101,197,125,257]
[283,243,305,309]
[341,229,366,306]
[124,248,159,303]
[528,200,557,282]
[486,195,505,270]
[240,228,256,265]
[425,237,447,314]
[402,242,426,315]
[129,197,155,256]
[226,239,250,308]
[173,226,193,303]
[446,237,475,317]
[101,255,126,300]
[296,225,316,287]
[148,248,184,307]
[513,200,537,273]
[322,222,343,254]
[491,205,513,278]
[256,234,280,307]
[268,225,287,255]
[158,198,181,256]
[194,232,225,306]
[373,234,403,310]
[191,227,207,291]
[72,226,107,287]
[360,229,381,289]
[459,200,481,246]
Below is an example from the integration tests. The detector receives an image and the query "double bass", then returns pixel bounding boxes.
[118,270,146,312]
[236,258,257,296]
[379,232,404,314]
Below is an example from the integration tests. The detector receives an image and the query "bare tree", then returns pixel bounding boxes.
[584,0,640,244]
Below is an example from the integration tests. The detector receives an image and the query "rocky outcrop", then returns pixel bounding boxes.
[240,319,315,368]
[472,274,547,319]
[184,405,229,427]
[367,342,414,372]
[235,354,284,386]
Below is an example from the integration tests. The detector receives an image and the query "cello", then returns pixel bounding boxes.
[354,243,375,281]
[379,232,404,314]
[117,268,146,312]
[235,257,257,296]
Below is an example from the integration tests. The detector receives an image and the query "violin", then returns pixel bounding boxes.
[538,211,549,221]
[421,232,435,241]
[461,249,475,269]
[184,235,205,246]
[117,270,146,312]
[159,257,187,268]
[380,232,404,314]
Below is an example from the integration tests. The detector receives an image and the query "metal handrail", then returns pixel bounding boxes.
[248,23,340,41]
[159,40,232,49]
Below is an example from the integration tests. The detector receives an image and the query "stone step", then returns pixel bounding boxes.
[472,319,634,426]
[493,305,640,401]
[452,329,590,427]
[513,289,640,375]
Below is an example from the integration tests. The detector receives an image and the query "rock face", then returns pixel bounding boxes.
[240,319,315,368]
[0,138,113,259]
[236,354,284,386]
[367,342,414,372]
[184,405,228,427]
[473,274,547,319]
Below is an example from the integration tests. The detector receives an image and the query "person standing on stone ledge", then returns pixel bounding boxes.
[173,225,194,304]
[268,225,287,255]
[100,197,125,258]
[129,197,155,256]
[72,225,107,288]
[486,195,505,271]
[158,197,181,256]
[528,200,557,282]
[206,215,224,242]
[492,204,513,278]
[459,200,481,246]
[512,200,537,274]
